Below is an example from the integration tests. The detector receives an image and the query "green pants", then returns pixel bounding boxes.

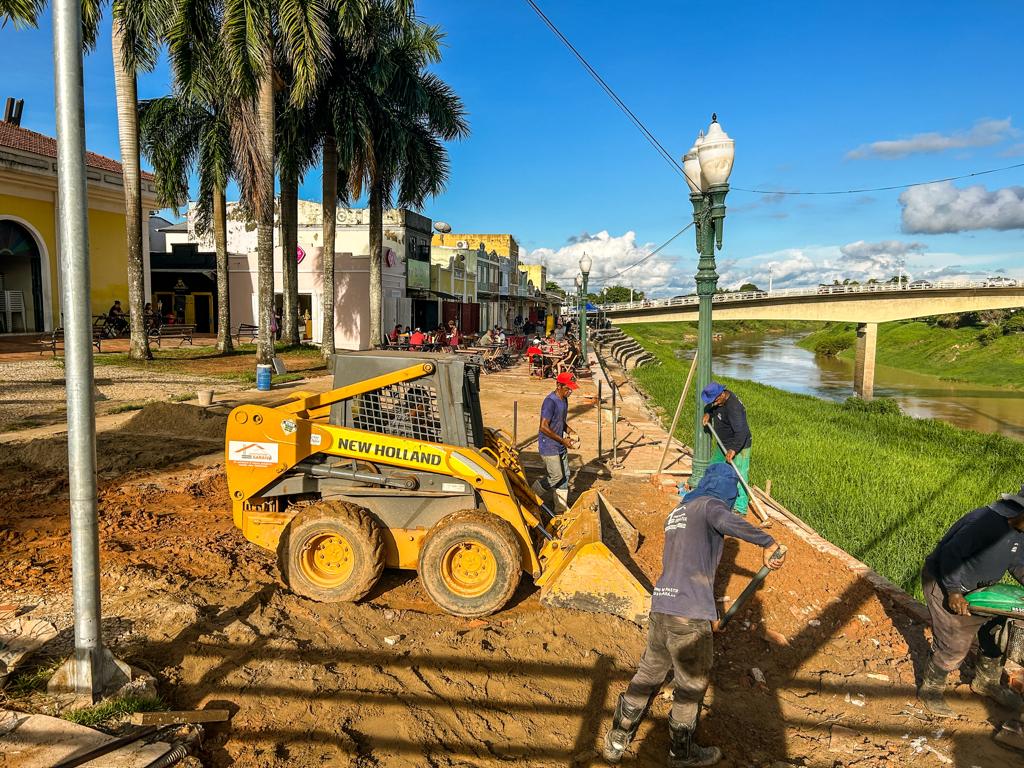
[710,445,750,515]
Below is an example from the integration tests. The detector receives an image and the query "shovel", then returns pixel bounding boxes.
[706,423,772,528]
[717,545,787,630]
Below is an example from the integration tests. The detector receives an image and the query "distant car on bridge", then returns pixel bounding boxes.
[984,276,1018,287]
[908,280,933,289]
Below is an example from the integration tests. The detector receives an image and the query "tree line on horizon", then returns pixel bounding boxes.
[3,0,468,363]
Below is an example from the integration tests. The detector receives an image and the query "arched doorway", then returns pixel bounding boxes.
[0,219,45,332]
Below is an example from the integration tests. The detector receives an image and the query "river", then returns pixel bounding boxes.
[710,334,1024,441]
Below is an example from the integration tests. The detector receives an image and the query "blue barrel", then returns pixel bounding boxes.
[256,363,272,391]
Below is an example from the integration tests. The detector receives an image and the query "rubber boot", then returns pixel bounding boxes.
[667,717,722,767]
[553,488,569,515]
[971,655,1024,712]
[918,657,956,718]
[602,694,647,764]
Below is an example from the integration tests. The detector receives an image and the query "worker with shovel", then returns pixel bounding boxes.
[918,486,1024,718]
[701,382,752,516]
[603,462,785,767]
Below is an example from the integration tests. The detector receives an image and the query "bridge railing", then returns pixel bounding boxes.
[599,278,1005,312]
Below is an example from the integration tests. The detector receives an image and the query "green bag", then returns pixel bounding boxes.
[965,584,1024,618]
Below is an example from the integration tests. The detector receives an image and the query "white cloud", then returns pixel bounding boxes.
[899,181,1024,233]
[527,230,692,297]
[847,118,1014,159]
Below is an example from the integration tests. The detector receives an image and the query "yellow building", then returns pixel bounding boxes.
[0,119,158,332]
[432,232,520,261]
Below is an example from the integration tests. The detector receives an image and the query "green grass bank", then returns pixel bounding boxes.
[622,323,1024,599]
[797,320,1024,389]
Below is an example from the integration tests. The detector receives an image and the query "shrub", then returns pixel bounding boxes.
[1004,312,1024,335]
[814,336,853,357]
[977,325,1002,346]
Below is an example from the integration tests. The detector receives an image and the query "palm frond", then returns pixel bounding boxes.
[277,0,332,105]
[138,95,207,211]
[112,0,169,72]
[0,0,46,28]
[222,0,270,99]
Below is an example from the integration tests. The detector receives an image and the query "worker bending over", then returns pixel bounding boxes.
[918,486,1024,717]
[533,372,579,514]
[604,463,785,766]
[701,382,752,516]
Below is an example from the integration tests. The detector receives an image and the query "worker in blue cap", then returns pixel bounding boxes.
[700,381,752,516]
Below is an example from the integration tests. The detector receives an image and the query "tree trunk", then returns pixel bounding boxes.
[321,135,337,360]
[255,52,276,366]
[368,173,383,349]
[214,187,233,353]
[111,21,150,360]
[280,168,300,346]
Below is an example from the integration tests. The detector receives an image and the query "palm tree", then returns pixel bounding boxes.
[221,0,341,365]
[346,5,467,348]
[110,1,170,360]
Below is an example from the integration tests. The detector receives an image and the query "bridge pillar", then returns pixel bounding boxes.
[854,322,877,399]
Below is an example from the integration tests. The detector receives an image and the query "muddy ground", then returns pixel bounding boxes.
[1,380,1022,767]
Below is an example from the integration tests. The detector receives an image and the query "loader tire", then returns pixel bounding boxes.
[418,509,522,619]
[280,501,385,603]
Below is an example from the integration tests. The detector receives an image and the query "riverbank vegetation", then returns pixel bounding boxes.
[622,323,1024,599]
[619,320,819,352]
[798,314,1024,389]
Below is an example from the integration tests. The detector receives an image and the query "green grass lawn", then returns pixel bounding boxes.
[93,342,326,383]
[624,323,1024,599]
[798,321,1024,389]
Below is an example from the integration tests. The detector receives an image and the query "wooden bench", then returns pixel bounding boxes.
[235,323,259,344]
[152,324,195,348]
[38,327,102,357]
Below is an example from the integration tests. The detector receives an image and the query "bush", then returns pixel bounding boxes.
[1004,312,1024,334]
[977,325,1003,346]
[842,396,902,416]
[814,336,853,357]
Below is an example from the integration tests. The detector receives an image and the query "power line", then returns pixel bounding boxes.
[521,0,701,192]
[588,223,694,286]
[731,161,1024,196]
[524,1,1024,200]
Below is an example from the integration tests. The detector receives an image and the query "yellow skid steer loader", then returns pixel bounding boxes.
[224,352,650,621]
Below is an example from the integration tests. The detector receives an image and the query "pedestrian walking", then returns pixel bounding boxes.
[701,381,752,516]
[603,463,784,766]
[917,486,1024,717]
[531,372,579,514]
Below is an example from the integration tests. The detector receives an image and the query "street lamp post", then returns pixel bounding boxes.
[683,114,735,485]
[578,253,592,363]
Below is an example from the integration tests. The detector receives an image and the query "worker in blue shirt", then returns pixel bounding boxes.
[603,463,785,767]
[701,382,752,516]
[918,486,1024,717]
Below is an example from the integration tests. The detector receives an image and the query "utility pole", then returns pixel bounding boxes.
[768,264,774,293]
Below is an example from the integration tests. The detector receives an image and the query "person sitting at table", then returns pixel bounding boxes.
[409,327,425,349]
[388,324,403,345]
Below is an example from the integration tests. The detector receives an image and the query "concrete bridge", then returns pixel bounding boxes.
[600,280,1024,398]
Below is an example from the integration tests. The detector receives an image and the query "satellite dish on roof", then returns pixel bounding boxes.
[434,221,452,233]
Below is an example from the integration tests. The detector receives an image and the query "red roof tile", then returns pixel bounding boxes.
[0,121,155,180]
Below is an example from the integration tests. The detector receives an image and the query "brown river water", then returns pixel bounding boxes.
[711,334,1024,441]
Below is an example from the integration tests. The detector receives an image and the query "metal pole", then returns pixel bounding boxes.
[596,380,602,460]
[53,0,104,696]
[512,400,518,445]
[611,383,618,466]
[690,180,729,486]
[657,351,698,472]
[579,273,589,363]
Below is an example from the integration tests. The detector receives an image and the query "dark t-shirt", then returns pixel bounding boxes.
[651,495,775,620]
[925,506,1024,594]
[538,391,567,456]
[705,391,752,452]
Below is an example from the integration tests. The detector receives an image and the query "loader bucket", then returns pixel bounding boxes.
[536,490,651,624]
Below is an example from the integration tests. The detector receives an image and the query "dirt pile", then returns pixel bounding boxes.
[120,402,228,440]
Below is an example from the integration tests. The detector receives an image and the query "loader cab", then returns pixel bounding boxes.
[329,351,485,448]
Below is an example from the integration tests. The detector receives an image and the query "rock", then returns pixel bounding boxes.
[807,619,821,627]
[855,614,872,624]
[845,691,866,707]
[764,629,789,646]
[383,609,398,622]
[383,635,402,646]
[749,667,767,687]
[829,724,863,754]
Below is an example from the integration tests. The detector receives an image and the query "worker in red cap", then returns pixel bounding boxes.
[532,372,580,514]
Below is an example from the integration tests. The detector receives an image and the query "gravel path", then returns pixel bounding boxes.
[0,359,246,432]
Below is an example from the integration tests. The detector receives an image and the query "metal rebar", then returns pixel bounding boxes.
[53,0,104,696]
[596,380,602,460]
[513,400,518,445]
[611,384,618,466]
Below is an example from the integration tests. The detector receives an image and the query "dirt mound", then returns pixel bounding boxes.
[2,404,226,479]
[119,402,227,440]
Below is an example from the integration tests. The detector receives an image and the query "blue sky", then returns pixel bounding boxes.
[2,0,1022,296]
